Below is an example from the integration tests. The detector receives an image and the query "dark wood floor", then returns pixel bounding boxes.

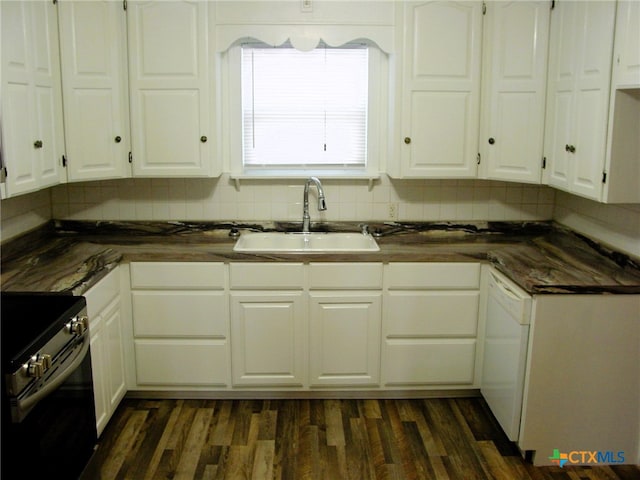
[82,396,640,480]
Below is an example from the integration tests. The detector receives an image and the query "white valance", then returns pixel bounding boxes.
[215,24,394,52]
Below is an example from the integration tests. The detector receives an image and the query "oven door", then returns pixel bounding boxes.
[1,338,98,479]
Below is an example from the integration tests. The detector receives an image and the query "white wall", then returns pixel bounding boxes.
[553,191,640,259]
[49,174,555,224]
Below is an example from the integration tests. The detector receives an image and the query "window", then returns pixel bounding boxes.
[225,39,386,179]
[241,42,368,169]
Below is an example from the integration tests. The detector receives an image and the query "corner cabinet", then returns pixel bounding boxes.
[543,1,616,201]
[57,0,131,182]
[84,268,126,436]
[1,0,65,198]
[127,0,217,177]
[391,1,482,178]
[478,1,550,184]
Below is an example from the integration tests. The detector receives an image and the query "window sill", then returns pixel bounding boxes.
[229,170,380,190]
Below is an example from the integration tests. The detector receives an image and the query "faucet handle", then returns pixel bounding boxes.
[360,224,369,235]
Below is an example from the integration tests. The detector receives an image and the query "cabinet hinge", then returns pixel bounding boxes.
[482,2,487,15]
[1,167,7,182]
[477,153,481,165]
[602,171,607,184]
[128,152,133,164]
[123,0,127,11]
[62,155,67,168]
[551,0,555,10]
[52,0,57,5]
[542,157,547,169]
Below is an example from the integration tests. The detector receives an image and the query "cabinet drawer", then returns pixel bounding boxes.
[385,263,480,289]
[85,268,120,319]
[230,263,304,289]
[130,262,225,289]
[135,339,228,386]
[132,292,228,337]
[384,292,479,337]
[309,263,383,289]
[383,339,476,385]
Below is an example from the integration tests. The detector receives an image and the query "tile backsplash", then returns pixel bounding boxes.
[3,176,640,260]
[49,174,555,224]
[554,191,640,259]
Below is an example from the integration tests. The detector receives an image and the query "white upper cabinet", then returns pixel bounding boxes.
[543,1,616,201]
[479,1,550,184]
[1,1,65,198]
[391,1,483,178]
[601,1,640,204]
[611,1,640,89]
[58,1,131,182]
[127,0,216,177]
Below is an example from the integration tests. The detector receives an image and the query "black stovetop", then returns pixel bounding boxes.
[1,292,87,370]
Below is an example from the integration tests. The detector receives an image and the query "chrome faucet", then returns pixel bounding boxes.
[302,177,327,233]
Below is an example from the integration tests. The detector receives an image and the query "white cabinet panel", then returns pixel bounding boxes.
[385,262,480,289]
[309,263,382,289]
[480,1,549,184]
[395,1,482,178]
[383,339,476,385]
[130,262,225,289]
[309,292,381,386]
[135,340,228,386]
[85,269,125,436]
[384,291,479,337]
[230,263,304,289]
[612,1,640,88]
[129,261,230,388]
[58,0,130,181]
[132,291,228,337]
[1,0,65,197]
[128,0,213,177]
[543,0,615,201]
[230,292,305,386]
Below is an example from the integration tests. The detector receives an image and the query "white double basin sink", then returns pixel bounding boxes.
[233,231,380,252]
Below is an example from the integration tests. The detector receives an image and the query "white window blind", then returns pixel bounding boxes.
[241,43,369,168]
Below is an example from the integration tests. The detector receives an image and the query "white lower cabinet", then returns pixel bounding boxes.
[229,263,306,387]
[126,261,482,393]
[309,263,383,387]
[129,262,230,388]
[230,291,306,386]
[382,263,481,388]
[84,268,125,436]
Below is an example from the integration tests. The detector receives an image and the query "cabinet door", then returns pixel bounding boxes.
[103,299,126,416]
[544,1,615,201]
[612,1,640,88]
[480,1,549,184]
[399,1,482,178]
[1,1,65,197]
[230,292,306,386]
[89,314,109,435]
[58,1,130,181]
[309,292,381,386]
[127,0,212,177]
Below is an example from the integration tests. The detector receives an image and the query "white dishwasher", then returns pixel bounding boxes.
[481,267,532,441]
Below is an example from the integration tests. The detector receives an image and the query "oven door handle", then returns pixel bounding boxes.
[17,334,91,417]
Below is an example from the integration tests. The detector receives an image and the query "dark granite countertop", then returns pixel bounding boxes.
[1,220,640,295]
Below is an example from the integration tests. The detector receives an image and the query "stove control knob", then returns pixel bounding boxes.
[67,315,89,335]
[38,353,52,370]
[26,357,45,378]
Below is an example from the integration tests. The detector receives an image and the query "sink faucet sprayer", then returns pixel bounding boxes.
[302,177,327,233]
